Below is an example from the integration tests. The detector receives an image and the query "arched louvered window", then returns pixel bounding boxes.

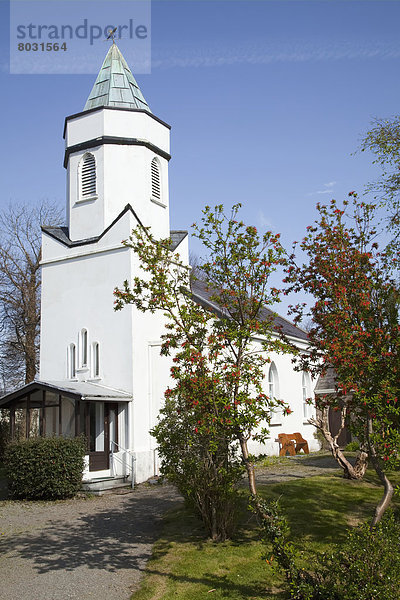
[80,153,96,199]
[151,157,161,202]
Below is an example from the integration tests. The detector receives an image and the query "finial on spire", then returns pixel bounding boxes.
[106,27,118,43]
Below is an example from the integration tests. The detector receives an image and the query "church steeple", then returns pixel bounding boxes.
[84,43,151,112]
[64,42,171,242]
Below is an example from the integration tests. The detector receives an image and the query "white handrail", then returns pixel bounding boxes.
[109,441,136,488]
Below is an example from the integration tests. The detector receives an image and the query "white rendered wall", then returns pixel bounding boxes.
[65,108,170,152]
[40,212,136,393]
[65,108,171,241]
[247,344,319,457]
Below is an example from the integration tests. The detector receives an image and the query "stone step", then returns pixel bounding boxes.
[81,476,131,494]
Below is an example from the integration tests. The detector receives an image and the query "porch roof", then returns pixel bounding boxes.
[0,380,132,408]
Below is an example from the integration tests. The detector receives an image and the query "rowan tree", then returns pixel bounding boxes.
[284,194,400,526]
[114,204,293,538]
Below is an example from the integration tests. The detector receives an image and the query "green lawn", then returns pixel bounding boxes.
[131,468,400,600]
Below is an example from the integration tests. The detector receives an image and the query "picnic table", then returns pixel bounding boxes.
[275,432,309,456]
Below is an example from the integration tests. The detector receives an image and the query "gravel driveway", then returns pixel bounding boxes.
[0,484,182,600]
[0,454,341,600]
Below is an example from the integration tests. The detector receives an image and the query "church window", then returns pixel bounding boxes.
[79,153,97,200]
[68,344,76,379]
[268,362,282,425]
[92,342,100,378]
[302,371,313,420]
[80,329,88,368]
[150,157,161,202]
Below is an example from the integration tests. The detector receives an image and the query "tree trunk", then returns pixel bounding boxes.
[310,408,368,480]
[367,418,394,528]
[210,504,218,541]
[239,435,257,496]
[352,450,369,478]
[333,445,368,480]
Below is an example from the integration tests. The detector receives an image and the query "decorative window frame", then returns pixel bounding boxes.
[150,157,166,207]
[77,152,98,203]
[77,328,89,372]
[302,371,314,423]
[268,362,283,426]
[67,343,77,380]
[90,341,101,380]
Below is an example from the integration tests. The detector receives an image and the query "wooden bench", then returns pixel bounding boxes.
[275,432,309,456]
[276,433,296,456]
[291,432,309,454]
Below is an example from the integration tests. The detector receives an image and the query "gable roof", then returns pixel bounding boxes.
[84,43,150,112]
[42,204,188,251]
[191,279,308,342]
[314,367,337,394]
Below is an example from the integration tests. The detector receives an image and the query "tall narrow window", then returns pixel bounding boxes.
[68,344,76,379]
[302,371,313,420]
[80,153,96,199]
[150,157,161,201]
[80,329,88,368]
[268,362,282,425]
[92,342,100,378]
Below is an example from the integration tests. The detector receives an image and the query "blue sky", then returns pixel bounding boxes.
[1,0,400,314]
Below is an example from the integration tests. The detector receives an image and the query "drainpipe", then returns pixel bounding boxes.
[131,453,136,489]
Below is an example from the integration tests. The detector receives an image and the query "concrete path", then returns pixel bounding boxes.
[0,484,182,600]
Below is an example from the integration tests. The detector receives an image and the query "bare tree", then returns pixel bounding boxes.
[189,251,204,282]
[0,202,63,387]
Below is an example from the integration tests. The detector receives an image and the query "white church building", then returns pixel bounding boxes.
[0,44,318,490]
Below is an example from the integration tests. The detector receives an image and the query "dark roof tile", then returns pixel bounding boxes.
[191,279,308,342]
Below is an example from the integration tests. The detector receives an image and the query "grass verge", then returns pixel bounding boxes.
[131,469,400,600]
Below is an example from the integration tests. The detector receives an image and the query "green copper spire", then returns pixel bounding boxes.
[84,43,151,112]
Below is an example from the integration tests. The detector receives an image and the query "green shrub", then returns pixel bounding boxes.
[4,436,86,500]
[343,440,360,452]
[152,397,244,541]
[259,496,400,600]
[320,511,400,600]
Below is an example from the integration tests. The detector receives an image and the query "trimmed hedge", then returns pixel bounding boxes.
[4,436,86,500]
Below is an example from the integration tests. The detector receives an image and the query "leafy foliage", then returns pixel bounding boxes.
[258,496,400,600]
[285,194,400,523]
[154,395,244,541]
[321,511,400,600]
[4,436,86,500]
[114,204,293,537]
[343,441,360,452]
[254,496,320,600]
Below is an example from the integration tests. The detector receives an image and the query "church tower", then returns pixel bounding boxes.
[64,42,171,241]
[37,44,188,484]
